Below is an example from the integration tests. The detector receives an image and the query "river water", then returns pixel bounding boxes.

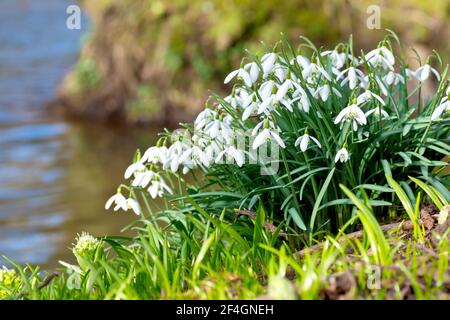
[0,0,156,268]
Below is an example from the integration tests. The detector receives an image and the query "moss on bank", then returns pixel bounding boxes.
[52,0,450,125]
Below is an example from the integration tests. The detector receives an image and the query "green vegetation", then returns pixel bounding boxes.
[4,35,449,300]
[1,178,449,299]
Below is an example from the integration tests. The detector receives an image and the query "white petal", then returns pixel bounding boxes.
[224,69,239,84]
[270,131,286,148]
[239,69,253,87]
[105,194,117,210]
[276,81,290,100]
[431,103,446,120]
[300,135,309,152]
[310,136,322,149]
[334,107,349,124]
[252,129,270,149]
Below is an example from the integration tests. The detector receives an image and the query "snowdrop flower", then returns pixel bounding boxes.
[337,67,365,89]
[365,107,389,119]
[105,193,141,215]
[411,64,440,82]
[334,147,349,163]
[276,75,299,100]
[384,71,404,86]
[321,50,347,69]
[252,119,286,149]
[274,64,288,82]
[224,92,240,109]
[259,92,293,115]
[290,55,311,69]
[365,46,395,70]
[334,102,367,131]
[105,192,127,211]
[314,85,342,102]
[356,90,385,106]
[125,198,141,215]
[244,62,259,83]
[224,66,253,87]
[215,145,244,167]
[141,146,167,164]
[179,145,212,167]
[124,162,146,179]
[302,63,332,82]
[242,96,259,120]
[148,176,173,199]
[261,52,277,75]
[295,132,321,152]
[195,108,217,130]
[259,80,276,100]
[131,169,155,188]
[431,94,450,121]
[292,86,311,112]
[203,117,232,140]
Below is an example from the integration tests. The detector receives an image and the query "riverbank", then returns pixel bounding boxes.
[49,0,450,126]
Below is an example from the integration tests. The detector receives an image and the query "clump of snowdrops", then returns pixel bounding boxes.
[107,33,449,240]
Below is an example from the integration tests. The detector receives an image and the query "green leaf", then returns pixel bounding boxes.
[386,175,415,222]
[288,207,306,231]
[309,168,335,235]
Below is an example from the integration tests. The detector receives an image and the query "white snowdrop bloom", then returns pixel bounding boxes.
[195,108,217,130]
[215,145,244,167]
[334,147,349,163]
[244,62,260,83]
[251,119,285,149]
[314,85,342,102]
[252,128,285,149]
[321,50,346,69]
[124,162,146,179]
[302,63,332,82]
[295,133,321,152]
[431,98,450,121]
[141,146,168,164]
[274,64,288,82]
[258,95,277,115]
[365,107,389,119]
[290,55,311,69]
[164,140,190,173]
[180,145,212,167]
[148,176,173,199]
[131,169,155,188]
[337,67,365,89]
[384,71,404,86]
[356,90,385,106]
[105,193,127,211]
[224,93,240,109]
[204,119,223,139]
[277,77,300,100]
[334,103,367,131]
[125,198,141,215]
[261,52,277,75]
[412,64,440,82]
[365,46,395,70]
[259,80,276,100]
[224,66,253,87]
[242,97,259,121]
[292,86,311,112]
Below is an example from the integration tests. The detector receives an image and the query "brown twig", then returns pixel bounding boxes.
[37,272,59,290]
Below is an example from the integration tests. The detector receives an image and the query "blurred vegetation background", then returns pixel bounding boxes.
[54,0,450,125]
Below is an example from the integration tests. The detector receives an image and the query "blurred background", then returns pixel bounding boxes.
[0,0,449,268]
